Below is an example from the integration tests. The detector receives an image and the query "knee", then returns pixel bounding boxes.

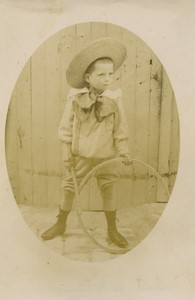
[100,184,114,200]
[61,181,74,193]
[97,172,120,191]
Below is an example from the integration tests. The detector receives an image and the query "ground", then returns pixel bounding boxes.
[19,203,166,262]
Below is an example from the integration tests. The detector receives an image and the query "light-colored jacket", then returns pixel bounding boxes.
[58,87,129,160]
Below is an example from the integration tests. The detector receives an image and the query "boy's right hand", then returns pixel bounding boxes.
[63,156,75,171]
[121,153,133,166]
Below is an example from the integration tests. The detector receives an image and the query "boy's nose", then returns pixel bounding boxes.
[105,76,111,83]
[104,80,110,85]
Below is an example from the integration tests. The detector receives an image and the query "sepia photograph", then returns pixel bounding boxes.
[1,1,195,299]
[5,22,179,262]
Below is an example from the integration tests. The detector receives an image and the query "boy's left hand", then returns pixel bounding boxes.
[121,153,133,165]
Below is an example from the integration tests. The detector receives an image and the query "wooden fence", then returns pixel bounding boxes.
[5,22,180,209]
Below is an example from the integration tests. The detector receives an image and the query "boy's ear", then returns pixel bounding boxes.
[84,74,90,83]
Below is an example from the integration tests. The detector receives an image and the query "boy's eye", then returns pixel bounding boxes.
[98,73,113,77]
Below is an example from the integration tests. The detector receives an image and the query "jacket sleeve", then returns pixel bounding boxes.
[113,96,130,156]
[58,98,74,161]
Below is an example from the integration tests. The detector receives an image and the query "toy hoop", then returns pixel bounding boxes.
[71,157,170,255]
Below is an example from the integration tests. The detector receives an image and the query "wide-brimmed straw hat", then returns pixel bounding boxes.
[66,37,127,88]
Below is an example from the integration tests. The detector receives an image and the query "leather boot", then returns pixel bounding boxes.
[41,208,70,240]
[104,211,128,248]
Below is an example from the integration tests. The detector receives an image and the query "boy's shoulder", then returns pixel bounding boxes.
[67,87,89,101]
[102,88,122,100]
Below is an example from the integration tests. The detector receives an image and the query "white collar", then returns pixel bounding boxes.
[67,87,122,100]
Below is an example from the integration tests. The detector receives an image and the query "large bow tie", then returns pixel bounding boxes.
[74,91,118,122]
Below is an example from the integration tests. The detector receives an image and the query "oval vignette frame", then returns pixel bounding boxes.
[5,22,180,262]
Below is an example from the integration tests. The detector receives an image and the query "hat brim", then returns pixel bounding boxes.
[66,38,127,89]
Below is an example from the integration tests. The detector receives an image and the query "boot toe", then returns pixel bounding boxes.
[108,230,128,248]
[41,225,65,240]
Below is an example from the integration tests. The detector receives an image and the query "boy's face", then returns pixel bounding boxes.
[85,61,114,93]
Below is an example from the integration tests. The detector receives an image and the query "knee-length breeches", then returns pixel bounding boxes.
[62,156,120,192]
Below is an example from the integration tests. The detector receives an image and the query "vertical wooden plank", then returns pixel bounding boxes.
[120,28,137,208]
[59,24,77,208]
[5,88,18,202]
[132,39,151,205]
[76,22,92,49]
[60,25,77,104]
[157,69,173,202]
[106,23,122,91]
[45,32,62,207]
[91,22,107,40]
[16,59,33,205]
[76,23,93,210]
[169,94,180,194]
[31,43,47,207]
[89,22,108,211]
[146,54,162,203]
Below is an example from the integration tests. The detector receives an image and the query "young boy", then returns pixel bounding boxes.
[41,38,132,248]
